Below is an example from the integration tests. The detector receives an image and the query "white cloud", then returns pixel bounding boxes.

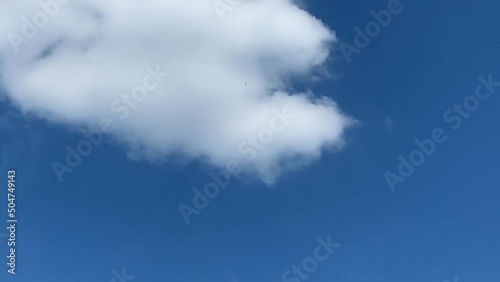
[0,0,354,183]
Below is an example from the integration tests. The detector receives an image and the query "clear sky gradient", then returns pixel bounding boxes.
[1,0,500,281]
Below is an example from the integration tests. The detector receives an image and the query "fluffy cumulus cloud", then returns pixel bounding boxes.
[0,0,353,183]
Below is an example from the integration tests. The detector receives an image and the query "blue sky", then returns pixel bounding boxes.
[1,0,500,281]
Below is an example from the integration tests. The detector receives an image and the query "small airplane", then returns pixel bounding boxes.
[244,81,249,86]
